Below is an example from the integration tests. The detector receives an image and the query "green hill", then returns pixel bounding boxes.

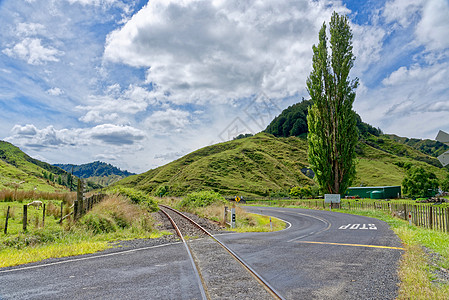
[264,98,382,138]
[115,133,449,197]
[0,141,70,192]
[54,161,135,186]
[114,99,449,197]
[382,134,449,159]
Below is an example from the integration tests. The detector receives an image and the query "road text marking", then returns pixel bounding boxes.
[338,224,377,230]
[295,240,404,250]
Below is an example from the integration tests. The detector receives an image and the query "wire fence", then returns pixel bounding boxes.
[243,199,449,233]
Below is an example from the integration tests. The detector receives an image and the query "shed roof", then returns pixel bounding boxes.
[347,186,401,189]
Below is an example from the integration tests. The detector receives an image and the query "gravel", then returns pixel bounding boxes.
[188,237,274,300]
[423,246,449,285]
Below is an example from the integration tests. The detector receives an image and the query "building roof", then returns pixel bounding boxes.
[347,186,401,189]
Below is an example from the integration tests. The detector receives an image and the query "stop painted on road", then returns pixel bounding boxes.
[338,224,377,230]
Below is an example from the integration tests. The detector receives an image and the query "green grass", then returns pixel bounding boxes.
[0,196,164,268]
[0,141,69,192]
[230,212,285,232]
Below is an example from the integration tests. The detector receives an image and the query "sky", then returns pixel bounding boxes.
[0,0,448,174]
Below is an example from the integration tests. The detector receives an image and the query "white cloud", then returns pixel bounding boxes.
[352,23,386,72]
[16,22,46,37]
[383,0,425,27]
[104,0,347,104]
[77,84,156,124]
[145,108,191,134]
[3,38,63,65]
[415,0,449,51]
[46,87,64,96]
[7,123,146,149]
[89,124,146,145]
[11,124,37,136]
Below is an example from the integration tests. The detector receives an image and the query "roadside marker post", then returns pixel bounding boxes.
[231,207,236,228]
[409,212,412,226]
[270,217,272,231]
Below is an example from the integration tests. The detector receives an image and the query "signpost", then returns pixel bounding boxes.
[436,130,449,166]
[325,194,341,210]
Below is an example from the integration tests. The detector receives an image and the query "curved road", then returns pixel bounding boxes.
[0,207,403,299]
[217,206,403,299]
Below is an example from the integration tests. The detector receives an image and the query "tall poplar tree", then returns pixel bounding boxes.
[306,12,358,195]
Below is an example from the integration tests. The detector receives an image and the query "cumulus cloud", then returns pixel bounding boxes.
[7,123,145,149]
[11,124,37,136]
[104,0,349,104]
[145,108,191,134]
[415,0,449,51]
[77,84,156,124]
[9,124,71,148]
[89,124,145,145]
[3,38,63,65]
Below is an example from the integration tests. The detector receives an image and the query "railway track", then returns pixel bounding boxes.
[159,205,284,300]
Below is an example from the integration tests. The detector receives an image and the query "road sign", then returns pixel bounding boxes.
[235,196,241,203]
[436,130,449,166]
[325,194,341,203]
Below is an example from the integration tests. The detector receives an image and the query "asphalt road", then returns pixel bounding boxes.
[217,206,404,299]
[1,207,403,299]
[0,242,203,300]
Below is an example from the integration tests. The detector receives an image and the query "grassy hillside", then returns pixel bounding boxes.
[383,134,449,158]
[117,133,315,197]
[116,133,449,197]
[0,141,69,192]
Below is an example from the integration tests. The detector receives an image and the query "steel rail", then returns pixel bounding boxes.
[159,207,209,300]
[159,205,285,300]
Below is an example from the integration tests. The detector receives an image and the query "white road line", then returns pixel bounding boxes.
[287,212,332,243]
[0,241,182,274]
[247,210,292,231]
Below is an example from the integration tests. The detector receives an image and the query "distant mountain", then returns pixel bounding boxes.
[54,161,135,186]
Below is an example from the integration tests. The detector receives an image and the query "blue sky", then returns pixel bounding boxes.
[1,0,448,173]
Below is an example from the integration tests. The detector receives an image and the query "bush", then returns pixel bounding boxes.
[402,167,439,198]
[82,214,117,234]
[111,187,158,212]
[289,185,313,198]
[154,185,169,197]
[79,195,154,234]
[179,191,226,208]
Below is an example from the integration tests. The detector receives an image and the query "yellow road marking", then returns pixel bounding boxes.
[295,240,404,250]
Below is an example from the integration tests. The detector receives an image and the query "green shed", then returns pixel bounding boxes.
[346,186,401,199]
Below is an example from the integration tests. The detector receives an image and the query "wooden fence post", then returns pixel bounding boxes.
[4,206,10,234]
[42,203,46,227]
[74,200,78,220]
[23,204,27,232]
[429,206,433,229]
[76,178,84,218]
[446,208,448,233]
[59,202,63,224]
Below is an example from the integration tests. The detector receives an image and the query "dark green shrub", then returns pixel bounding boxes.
[111,187,158,212]
[81,214,116,233]
[179,191,226,208]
